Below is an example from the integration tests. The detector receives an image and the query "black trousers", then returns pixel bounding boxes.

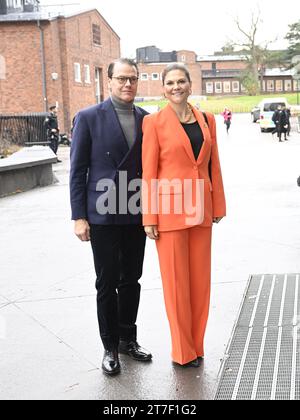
[225,120,231,132]
[90,224,146,351]
[49,135,59,155]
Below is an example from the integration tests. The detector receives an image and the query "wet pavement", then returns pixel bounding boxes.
[0,114,300,400]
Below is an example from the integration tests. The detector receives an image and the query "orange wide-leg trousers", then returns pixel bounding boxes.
[156,226,212,365]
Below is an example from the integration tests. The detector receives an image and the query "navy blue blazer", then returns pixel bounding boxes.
[70,98,148,225]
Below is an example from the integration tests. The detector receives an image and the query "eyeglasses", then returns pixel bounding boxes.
[111,76,139,85]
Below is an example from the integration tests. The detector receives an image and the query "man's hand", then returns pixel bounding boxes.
[144,226,159,240]
[75,219,91,242]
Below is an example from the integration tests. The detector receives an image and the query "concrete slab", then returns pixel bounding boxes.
[0,303,98,400]
[0,147,57,197]
[0,146,57,172]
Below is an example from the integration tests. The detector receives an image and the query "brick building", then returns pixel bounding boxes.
[0,1,120,132]
[136,46,202,98]
[199,55,297,96]
[136,46,298,98]
[199,55,248,95]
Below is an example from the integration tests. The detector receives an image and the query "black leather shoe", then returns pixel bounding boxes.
[102,350,120,376]
[173,358,200,368]
[119,340,152,362]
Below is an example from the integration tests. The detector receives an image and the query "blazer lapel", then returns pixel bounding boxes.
[117,106,143,168]
[165,104,212,165]
[98,99,130,165]
[165,104,196,163]
[193,107,212,165]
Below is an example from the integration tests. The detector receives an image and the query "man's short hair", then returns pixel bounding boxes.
[108,58,139,79]
[49,106,57,111]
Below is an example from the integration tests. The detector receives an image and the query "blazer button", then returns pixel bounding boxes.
[194,166,198,170]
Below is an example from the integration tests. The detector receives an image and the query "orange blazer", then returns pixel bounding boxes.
[142,104,226,231]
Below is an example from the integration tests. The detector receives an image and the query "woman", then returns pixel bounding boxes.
[221,108,232,133]
[142,64,226,367]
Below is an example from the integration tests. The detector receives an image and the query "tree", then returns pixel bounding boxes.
[285,20,300,58]
[231,10,276,95]
[220,43,235,55]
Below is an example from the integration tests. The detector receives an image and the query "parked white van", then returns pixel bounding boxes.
[259,98,288,132]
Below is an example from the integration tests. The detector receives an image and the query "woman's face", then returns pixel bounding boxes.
[163,70,191,105]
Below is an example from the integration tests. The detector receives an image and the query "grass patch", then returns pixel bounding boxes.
[136,93,300,114]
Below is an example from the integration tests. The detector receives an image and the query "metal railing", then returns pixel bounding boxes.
[0,113,49,153]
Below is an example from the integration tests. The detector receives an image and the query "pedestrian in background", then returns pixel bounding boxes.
[271,105,281,138]
[276,105,289,142]
[221,108,232,133]
[44,105,61,162]
[286,107,291,137]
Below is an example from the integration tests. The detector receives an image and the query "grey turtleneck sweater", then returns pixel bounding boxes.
[111,96,136,150]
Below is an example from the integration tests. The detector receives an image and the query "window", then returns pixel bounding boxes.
[267,80,274,91]
[275,80,283,92]
[84,65,91,84]
[74,63,81,83]
[232,81,240,93]
[181,55,186,62]
[215,82,222,94]
[92,24,101,46]
[95,68,104,104]
[0,55,6,80]
[141,73,149,81]
[152,73,159,81]
[284,80,292,92]
[223,81,231,93]
[206,82,214,94]
[294,80,299,92]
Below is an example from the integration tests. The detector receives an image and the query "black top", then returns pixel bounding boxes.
[181,121,204,160]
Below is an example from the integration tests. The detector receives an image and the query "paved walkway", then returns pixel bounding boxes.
[0,114,300,400]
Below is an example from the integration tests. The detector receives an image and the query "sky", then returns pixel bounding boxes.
[39,0,298,57]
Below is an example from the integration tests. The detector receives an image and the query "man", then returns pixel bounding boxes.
[44,105,61,162]
[286,107,291,137]
[272,105,281,138]
[278,105,289,142]
[70,58,152,376]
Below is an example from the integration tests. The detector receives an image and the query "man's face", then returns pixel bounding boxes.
[108,63,138,103]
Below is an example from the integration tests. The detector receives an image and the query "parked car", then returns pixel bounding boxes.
[251,105,260,123]
[58,133,71,146]
[258,98,289,132]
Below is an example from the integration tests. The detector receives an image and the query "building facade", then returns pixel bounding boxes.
[136,46,298,99]
[199,55,297,96]
[0,2,120,132]
[136,47,202,98]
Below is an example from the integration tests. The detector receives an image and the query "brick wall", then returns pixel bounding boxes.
[200,59,247,71]
[0,22,45,112]
[0,9,121,133]
[137,62,202,98]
